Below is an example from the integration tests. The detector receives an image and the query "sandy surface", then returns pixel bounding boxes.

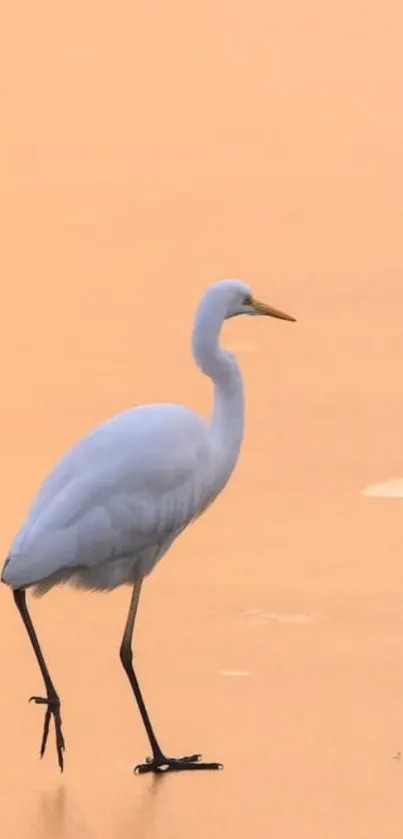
[1,1,403,837]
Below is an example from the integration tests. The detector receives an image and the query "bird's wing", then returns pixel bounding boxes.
[6,404,215,587]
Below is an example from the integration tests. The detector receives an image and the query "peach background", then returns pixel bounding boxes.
[1,1,403,837]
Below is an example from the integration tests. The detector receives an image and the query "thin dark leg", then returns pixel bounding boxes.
[13,588,65,772]
[119,581,223,775]
[119,581,163,758]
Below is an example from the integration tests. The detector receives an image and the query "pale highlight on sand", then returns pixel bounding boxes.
[362,478,403,498]
[219,670,250,677]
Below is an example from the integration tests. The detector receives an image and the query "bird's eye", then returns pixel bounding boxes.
[242,295,252,306]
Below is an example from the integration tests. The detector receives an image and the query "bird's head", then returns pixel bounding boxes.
[207,278,296,322]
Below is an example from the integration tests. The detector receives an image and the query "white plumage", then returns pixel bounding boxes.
[7,406,219,593]
[1,278,295,776]
[3,279,294,595]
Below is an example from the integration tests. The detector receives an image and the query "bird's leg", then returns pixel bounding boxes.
[120,581,223,775]
[13,589,65,772]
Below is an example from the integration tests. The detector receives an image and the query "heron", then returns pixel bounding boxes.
[2,278,295,775]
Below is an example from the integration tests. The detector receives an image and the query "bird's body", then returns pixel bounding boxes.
[6,401,240,594]
[2,278,295,776]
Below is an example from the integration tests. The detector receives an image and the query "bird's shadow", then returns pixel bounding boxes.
[113,775,180,839]
[36,785,68,837]
[36,785,90,839]
[36,775,179,839]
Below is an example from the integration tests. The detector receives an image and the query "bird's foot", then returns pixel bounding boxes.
[29,693,65,772]
[134,752,223,775]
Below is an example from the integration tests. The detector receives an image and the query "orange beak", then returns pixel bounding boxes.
[250,297,296,322]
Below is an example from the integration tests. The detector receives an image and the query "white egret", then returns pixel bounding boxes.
[2,279,295,775]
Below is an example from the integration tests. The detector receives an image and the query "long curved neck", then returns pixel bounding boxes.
[192,298,245,461]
